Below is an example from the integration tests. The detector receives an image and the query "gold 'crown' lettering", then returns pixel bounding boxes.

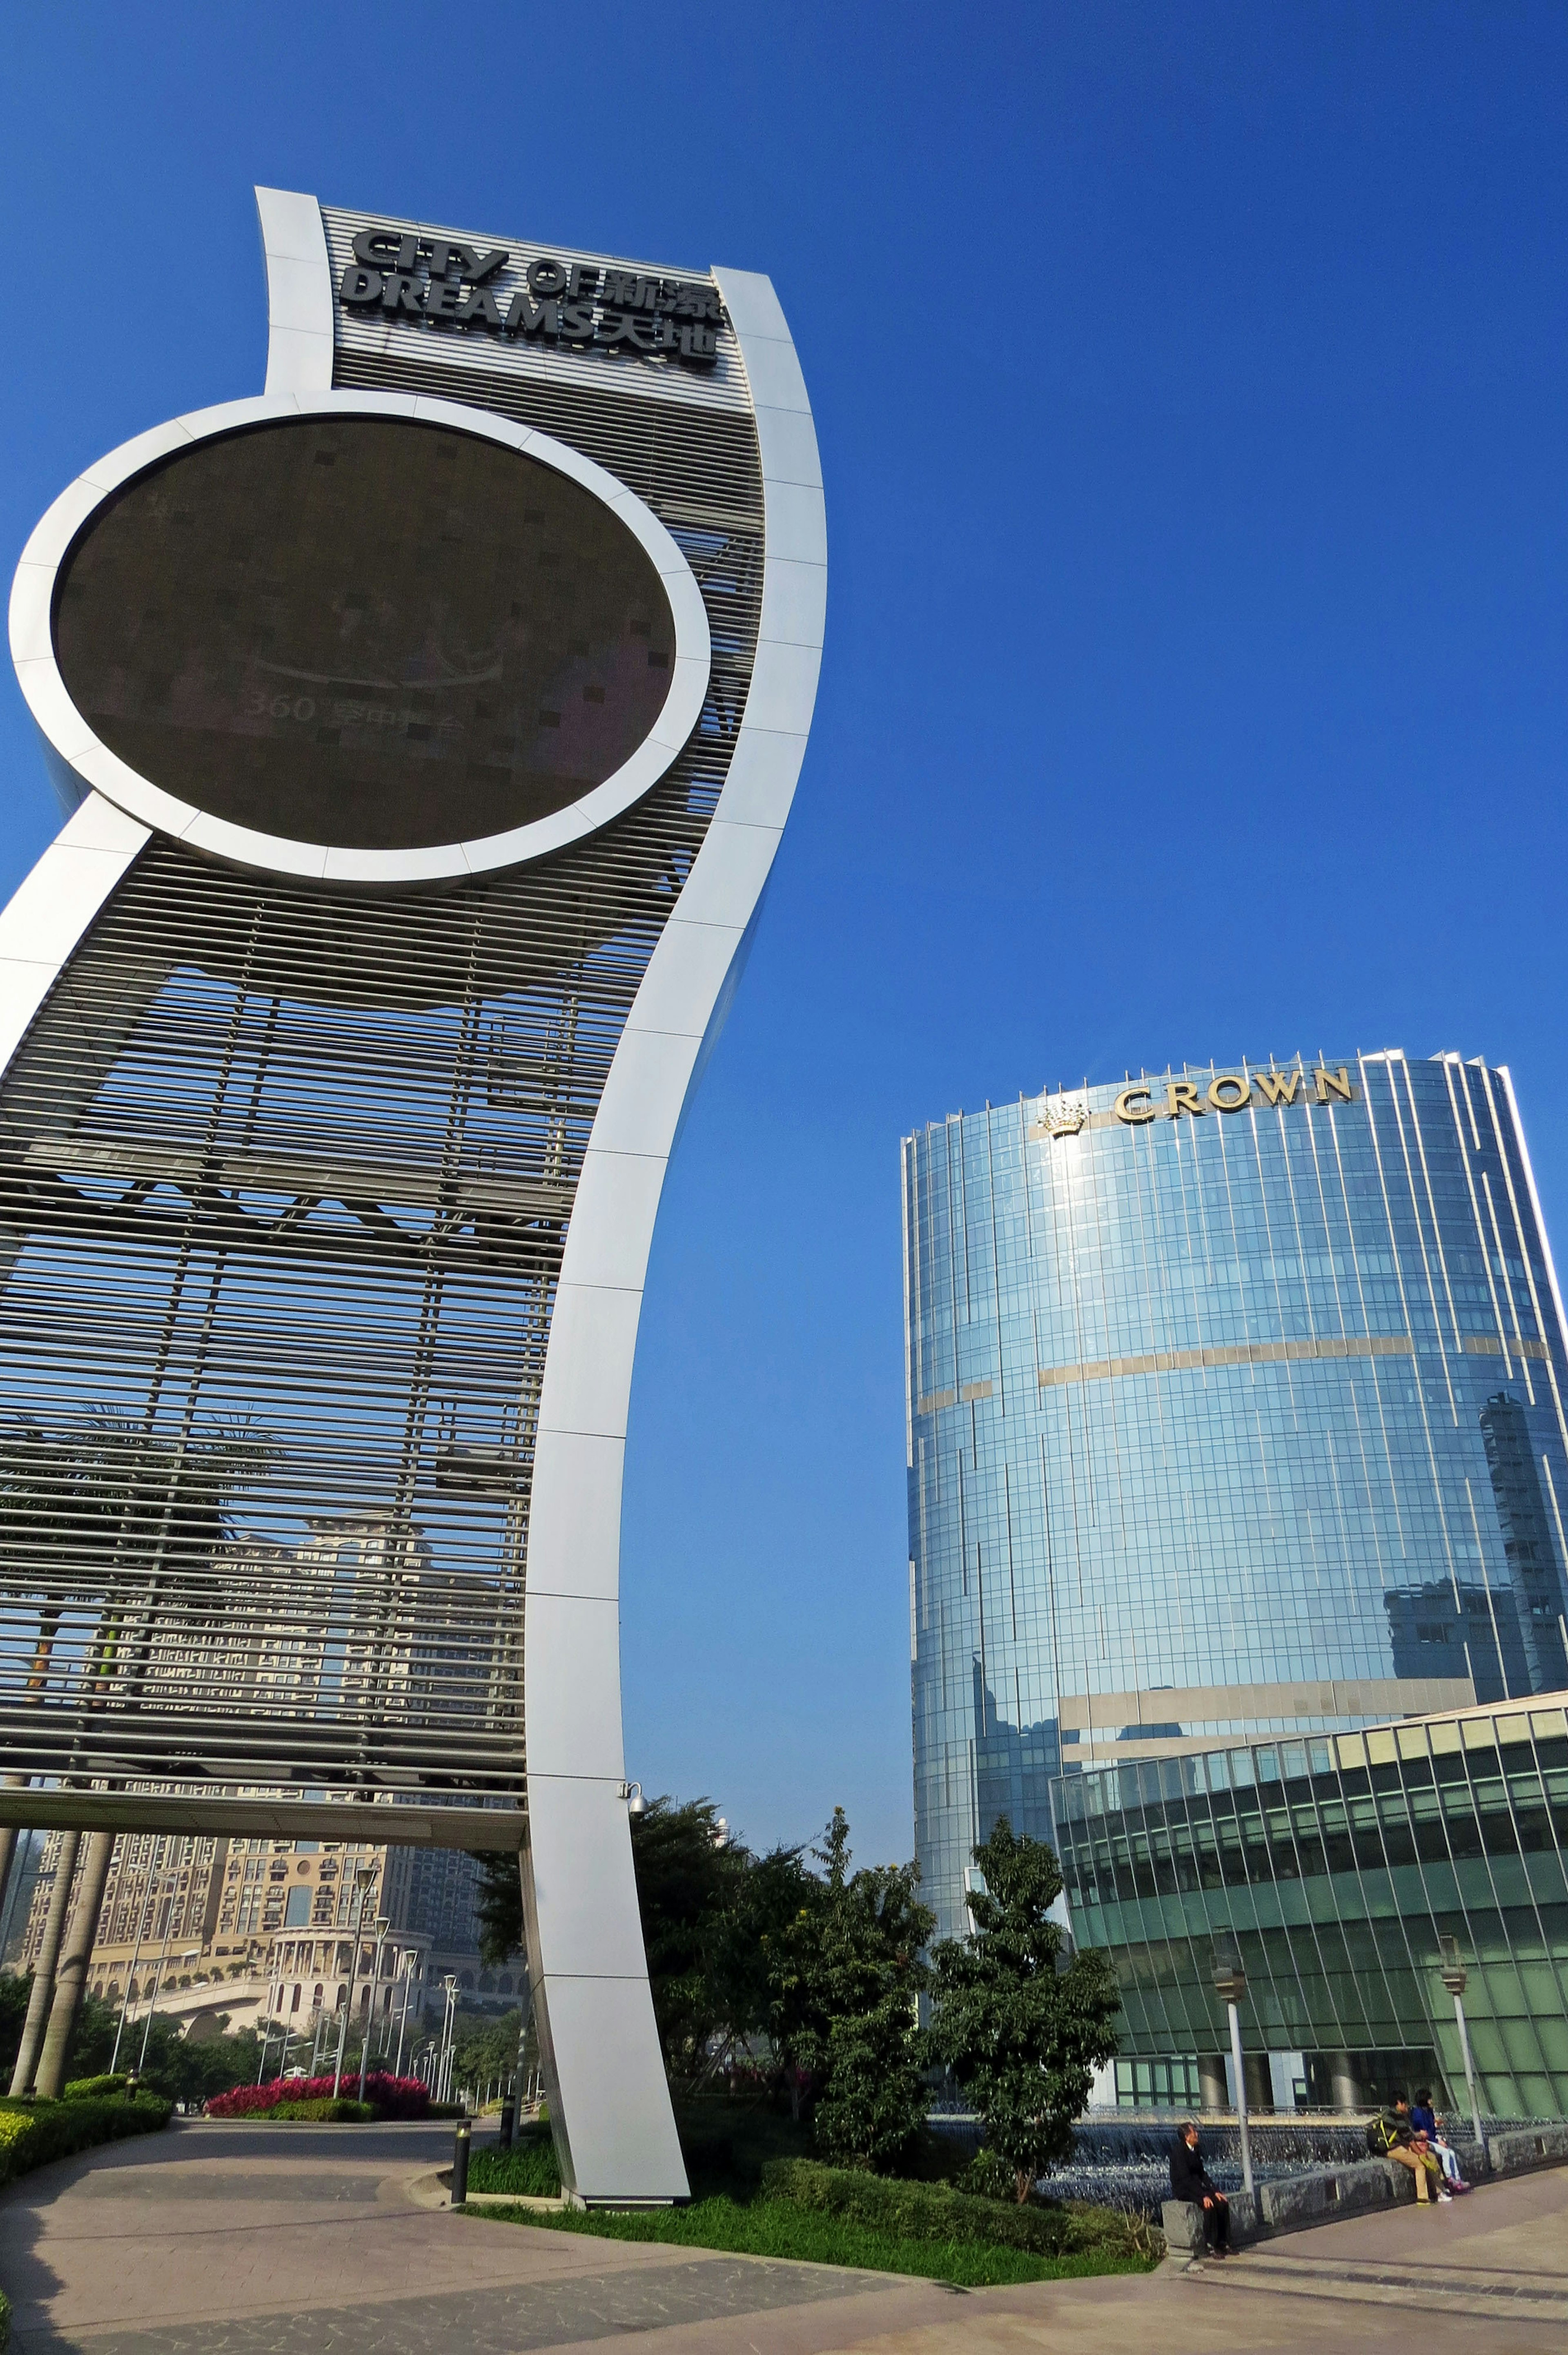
[1110,1066,1358,1123]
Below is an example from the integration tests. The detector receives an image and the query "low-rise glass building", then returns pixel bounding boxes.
[904,1052,1568,1948]
[1050,1694,1568,2119]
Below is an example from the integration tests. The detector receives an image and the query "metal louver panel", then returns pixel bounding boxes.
[0,369,764,1826]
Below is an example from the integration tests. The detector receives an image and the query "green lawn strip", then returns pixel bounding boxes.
[464,2197,1154,2288]
[468,2136,562,2198]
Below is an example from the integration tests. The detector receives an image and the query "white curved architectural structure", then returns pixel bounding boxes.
[0,187,823,2200]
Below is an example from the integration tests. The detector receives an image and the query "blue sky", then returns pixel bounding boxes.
[4,4,1567,1867]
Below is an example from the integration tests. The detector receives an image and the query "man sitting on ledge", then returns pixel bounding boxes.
[1171,2119,1230,2256]
[1368,2092,1448,2204]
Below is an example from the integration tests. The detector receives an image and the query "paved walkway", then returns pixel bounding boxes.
[0,2119,1563,2354]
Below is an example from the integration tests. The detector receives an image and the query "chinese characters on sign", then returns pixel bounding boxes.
[338,228,727,369]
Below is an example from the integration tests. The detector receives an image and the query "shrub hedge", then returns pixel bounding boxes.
[0,2093,170,2188]
[266,2098,375,2123]
[206,2071,428,2120]
[62,2074,131,2102]
[758,2158,1146,2259]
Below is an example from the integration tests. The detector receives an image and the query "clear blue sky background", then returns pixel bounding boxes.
[3,4,1566,1868]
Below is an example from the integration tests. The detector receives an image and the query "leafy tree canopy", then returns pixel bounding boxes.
[472,1851,525,1969]
[452,2005,527,2089]
[766,1806,934,2170]
[0,1977,268,2106]
[926,1818,1120,2201]
[474,1800,819,2090]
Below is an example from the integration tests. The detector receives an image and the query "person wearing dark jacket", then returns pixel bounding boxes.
[1170,2121,1230,2255]
[1368,2093,1446,2203]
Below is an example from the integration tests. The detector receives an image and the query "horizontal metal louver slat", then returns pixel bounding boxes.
[0,351,765,1814]
[0,781,691,1800]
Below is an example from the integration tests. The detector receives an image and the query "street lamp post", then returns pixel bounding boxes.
[1439,1936,1486,2162]
[138,1841,191,2074]
[332,1865,376,2099]
[256,1972,283,2083]
[111,1838,163,2074]
[393,1951,416,2078]
[439,1973,459,2105]
[1212,1937,1254,2200]
[359,1916,391,2103]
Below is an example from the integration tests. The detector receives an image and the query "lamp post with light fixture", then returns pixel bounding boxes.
[437,1972,459,2105]
[1439,1935,1486,2160]
[332,1864,376,2098]
[359,1916,392,2102]
[1212,1937,1254,2199]
[393,1950,417,2078]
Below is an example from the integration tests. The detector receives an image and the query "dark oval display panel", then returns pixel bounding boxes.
[53,416,679,851]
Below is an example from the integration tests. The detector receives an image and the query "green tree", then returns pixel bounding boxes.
[766,1807,933,2169]
[131,2014,266,2105]
[630,1796,743,2080]
[472,1798,812,2092]
[452,2006,526,2092]
[926,1818,1120,2202]
[0,1970,34,2081]
[472,1852,524,1967]
[0,1978,266,2105]
[706,1836,818,2066]
[0,1408,276,1702]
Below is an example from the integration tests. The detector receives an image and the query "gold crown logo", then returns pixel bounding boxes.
[1043,1099,1088,1137]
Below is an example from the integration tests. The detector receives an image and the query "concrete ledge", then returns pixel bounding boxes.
[1165,2127,1567,2260]
[1489,2121,1568,2175]
[407,2166,565,2214]
[1164,2158,1414,2256]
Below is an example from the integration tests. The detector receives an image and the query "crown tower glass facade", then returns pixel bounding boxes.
[903,1053,1568,1942]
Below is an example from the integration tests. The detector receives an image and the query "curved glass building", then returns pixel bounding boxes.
[904,1052,1568,1943]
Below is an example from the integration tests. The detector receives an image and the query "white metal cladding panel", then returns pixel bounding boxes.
[321,205,752,415]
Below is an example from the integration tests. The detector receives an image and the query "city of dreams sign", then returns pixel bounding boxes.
[339,226,727,366]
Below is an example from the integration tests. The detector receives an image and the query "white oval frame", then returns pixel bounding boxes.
[7,389,713,886]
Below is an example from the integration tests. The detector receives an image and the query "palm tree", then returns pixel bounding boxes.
[0,1407,277,1710]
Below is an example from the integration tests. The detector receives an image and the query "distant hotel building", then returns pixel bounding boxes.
[903,1052,1568,1947]
[17,1513,497,2039]
[18,1817,502,2048]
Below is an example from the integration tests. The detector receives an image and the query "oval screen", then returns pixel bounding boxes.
[52,416,679,851]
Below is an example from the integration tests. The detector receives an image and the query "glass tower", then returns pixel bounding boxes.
[903,1052,1568,1941]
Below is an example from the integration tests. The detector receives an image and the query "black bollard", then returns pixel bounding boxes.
[499,2095,515,2152]
[451,2119,470,2208]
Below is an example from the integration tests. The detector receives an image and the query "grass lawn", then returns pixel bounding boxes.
[463,2104,1158,2288]
[464,2193,1154,2286]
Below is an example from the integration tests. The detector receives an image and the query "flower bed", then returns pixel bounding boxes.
[205,2071,429,2120]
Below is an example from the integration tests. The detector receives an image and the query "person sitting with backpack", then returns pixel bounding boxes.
[1368,2092,1448,2203]
[1171,2120,1231,2256]
[1410,2087,1471,2193]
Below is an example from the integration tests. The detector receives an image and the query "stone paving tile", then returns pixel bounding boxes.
[51,2174,375,2207]
[4,2120,1566,2355]
[22,2257,879,2355]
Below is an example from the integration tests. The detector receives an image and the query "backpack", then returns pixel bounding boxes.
[1366,2112,1401,2156]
